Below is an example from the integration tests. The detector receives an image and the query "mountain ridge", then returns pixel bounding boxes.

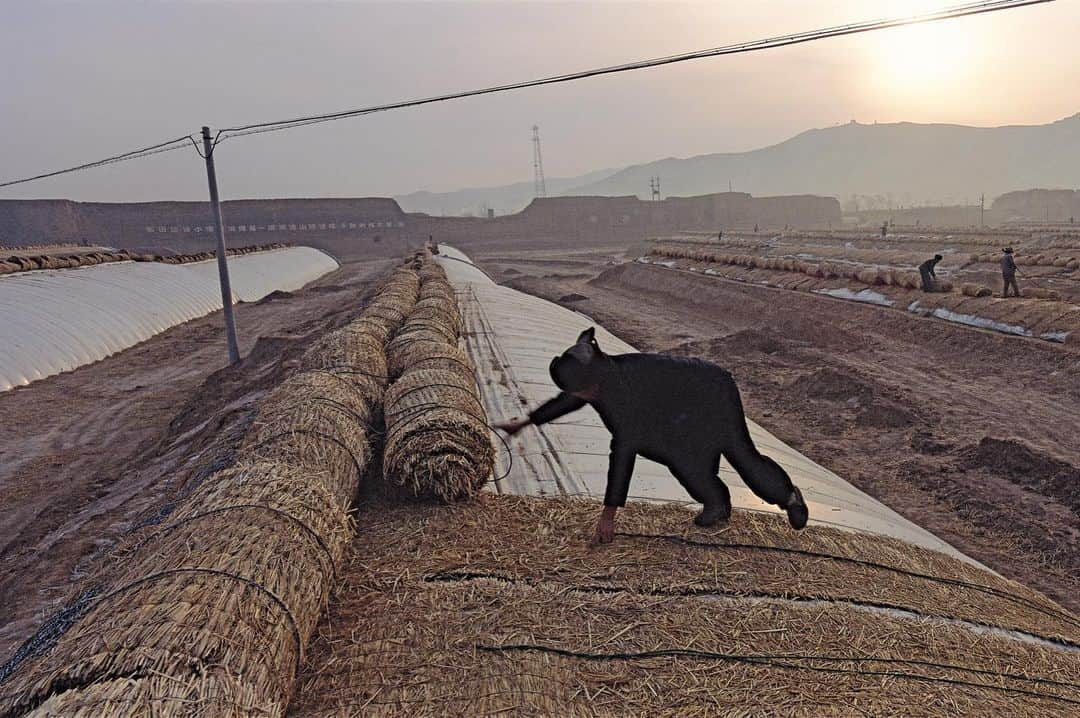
[395,114,1080,215]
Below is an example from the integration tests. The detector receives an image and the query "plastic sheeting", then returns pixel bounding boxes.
[436,246,981,567]
[0,247,338,391]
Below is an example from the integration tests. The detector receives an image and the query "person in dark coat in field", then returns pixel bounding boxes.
[1001,247,1021,297]
[919,254,943,292]
[496,328,809,544]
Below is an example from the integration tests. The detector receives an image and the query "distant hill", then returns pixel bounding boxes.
[568,114,1080,203]
[399,114,1080,214]
[394,168,618,217]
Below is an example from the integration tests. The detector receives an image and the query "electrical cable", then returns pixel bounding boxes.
[477,644,1080,706]
[423,569,1079,650]
[618,532,1080,629]
[0,135,198,189]
[213,0,1052,142]
[0,0,1052,189]
[164,504,339,576]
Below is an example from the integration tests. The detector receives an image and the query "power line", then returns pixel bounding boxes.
[0,0,1055,190]
[213,0,1052,141]
[0,135,197,190]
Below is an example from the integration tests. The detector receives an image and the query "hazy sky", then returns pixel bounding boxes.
[1,0,1077,202]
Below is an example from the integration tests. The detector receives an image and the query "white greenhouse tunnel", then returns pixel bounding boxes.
[435,245,984,569]
[0,247,338,391]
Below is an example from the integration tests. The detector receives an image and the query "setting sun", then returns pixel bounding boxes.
[870,18,979,96]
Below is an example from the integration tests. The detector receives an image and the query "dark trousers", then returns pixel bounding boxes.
[920,268,935,292]
[667,446,796,512]
[1003,274,1019,297]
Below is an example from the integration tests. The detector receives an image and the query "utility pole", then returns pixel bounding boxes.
[531,125,547,198]
[980,193,985,227]
[201,126,240,365]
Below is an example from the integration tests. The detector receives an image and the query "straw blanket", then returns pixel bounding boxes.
[287,496,1080,717]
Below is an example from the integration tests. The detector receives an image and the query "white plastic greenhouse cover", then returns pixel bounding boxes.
[436,246,982,567]
[0,247,338,391]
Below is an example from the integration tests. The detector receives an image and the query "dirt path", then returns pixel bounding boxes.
[476,249,1080,611]
[0,258,389,659]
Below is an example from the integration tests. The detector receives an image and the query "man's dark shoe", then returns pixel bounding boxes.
[786,487,809,530]
[694,504,731,527]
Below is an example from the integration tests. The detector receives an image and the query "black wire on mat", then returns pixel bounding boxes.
[0,567,305,694]
[424,570,1079,652]
[156,504,339,579]
[477,644,1080,707]
[245,428,366,479]
[617,532,1080,629]
[94,568,305,673]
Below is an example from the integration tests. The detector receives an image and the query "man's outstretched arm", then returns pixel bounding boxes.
[593,442,636,545]
[495,392,588,435]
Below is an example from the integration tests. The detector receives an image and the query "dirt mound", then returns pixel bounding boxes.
[501,267,521,275]
[964,437,1080,514]
[588,263,632,287]
[857,400,917,428]
[788,367,875,403]
[910,430,955,456]
[722,328,786,355]
[255,290,293,304]
[558,293,588,303]
[661,329,787,362]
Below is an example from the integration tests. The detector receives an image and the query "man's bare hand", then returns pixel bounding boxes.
[494,418,530,436]
[590,506,618,546]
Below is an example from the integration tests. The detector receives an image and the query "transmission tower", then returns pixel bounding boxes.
[531,125,547,198]
[649,176,661,201]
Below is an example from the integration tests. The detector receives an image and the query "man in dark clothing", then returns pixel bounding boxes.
[496,328,809,544]
[1001,248,1020,297]
[918,254,943,292]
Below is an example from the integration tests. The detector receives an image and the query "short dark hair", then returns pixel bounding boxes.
[934,254,943,261]
[550,354,592,392]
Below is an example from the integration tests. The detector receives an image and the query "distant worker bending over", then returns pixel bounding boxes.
[1001,247,1021,298]
[918,254,943,292]
[497,328,809,544]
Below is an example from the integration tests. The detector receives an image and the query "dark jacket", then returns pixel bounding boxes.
[529,353,743,506]
[1001,254,1017,277]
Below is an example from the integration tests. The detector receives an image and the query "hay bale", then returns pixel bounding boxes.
[961,283,993,298]
[240,371,378,482]
[1067,259,1080,270]
[394,341,474,380]
[855,269,878,285]
[387,334,471,379]
[408,303,462,335]
[299,326,387,385]
[936,279,954,293]
[393,317,458,345]
[0,262,428,712]
[172,460,354,561]
[383,368,494,502]
[1053,257,1070,267]
[1026,287,1062,301]
[0,460,347,718]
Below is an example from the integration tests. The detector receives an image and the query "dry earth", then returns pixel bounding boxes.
[1,239,1077,671]
[475,245,1080,612]
[0,258,389,660]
